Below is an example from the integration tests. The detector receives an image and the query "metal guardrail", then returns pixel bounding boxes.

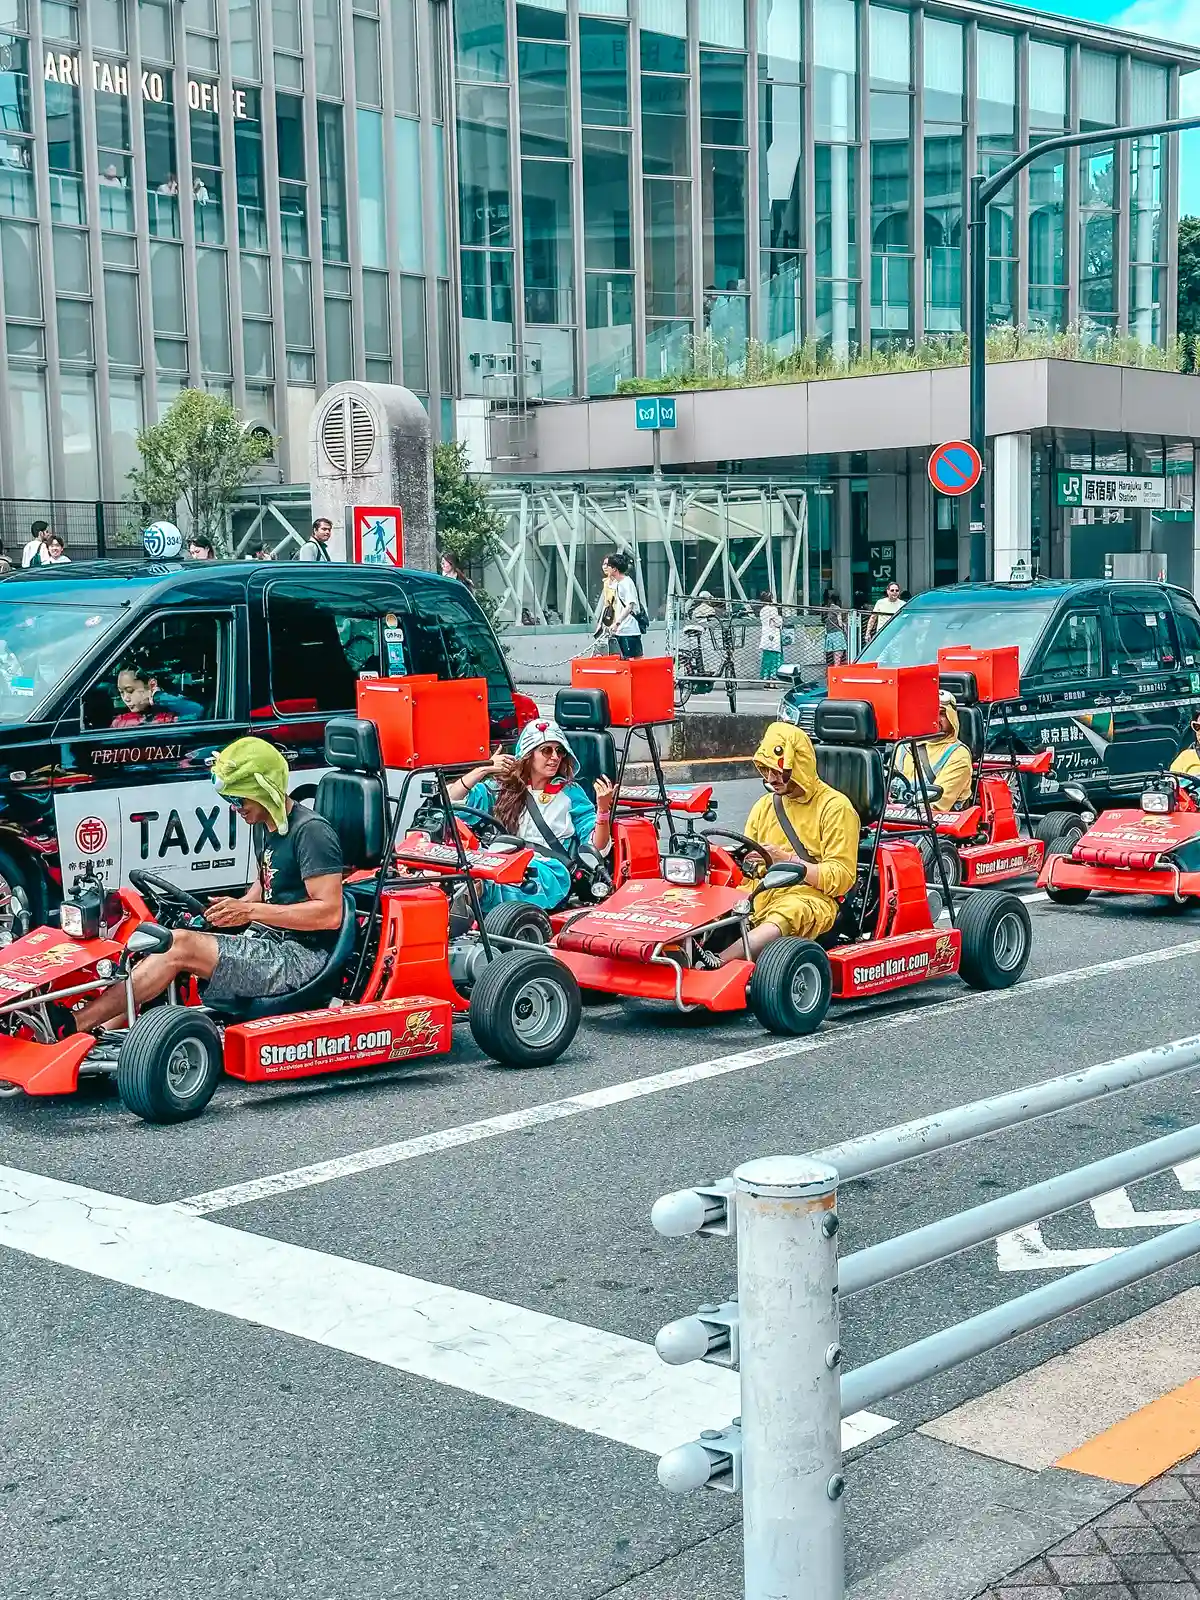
[651,1033,1200,1600]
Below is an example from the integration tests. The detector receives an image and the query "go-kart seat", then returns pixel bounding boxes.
[812,699,886,825]
[554,686,617,805]
[207,717,385,1022]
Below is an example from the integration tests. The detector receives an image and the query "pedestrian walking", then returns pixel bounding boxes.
[866,580,905,642]
[822,588,848,666]
[758,590,783,680]
[298,518,332,562]
[21,520,52,568]
[595,551,643,660]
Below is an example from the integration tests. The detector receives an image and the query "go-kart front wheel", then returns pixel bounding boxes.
[1042,837,1091,905]
[483,901,552,945]
[1035,811,1085,850]
[117,1008,224,1124]
[748,937,832,1036]
[957,891,1031,990]
[469,949,581,1068]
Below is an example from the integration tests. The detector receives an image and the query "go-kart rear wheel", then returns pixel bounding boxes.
[1035,811,1085,849]
[1042,836,1091,904]
[469,949,581,1067]
[957,891,1031,990]
[117,1008,223,1124]
[483,901,552,945]
[748,937,832,1036]
[918,835,962,888]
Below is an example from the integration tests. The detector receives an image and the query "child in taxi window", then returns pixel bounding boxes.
[111,662,205,728]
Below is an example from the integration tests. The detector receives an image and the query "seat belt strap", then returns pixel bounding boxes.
[771,793,814,863]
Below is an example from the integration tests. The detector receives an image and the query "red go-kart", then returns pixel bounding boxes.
[0,685,583,1123]
[882,648,1051,892]
[1037,770,1200,909]
[550,683,1033,1037]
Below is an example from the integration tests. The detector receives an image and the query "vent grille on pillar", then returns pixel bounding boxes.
[320,396,377,476]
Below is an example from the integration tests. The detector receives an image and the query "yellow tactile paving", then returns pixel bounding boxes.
[1056,1375,1200,1486]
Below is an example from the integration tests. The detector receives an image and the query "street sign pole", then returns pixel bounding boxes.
[967,112,1200,584]
[653,427,662,480]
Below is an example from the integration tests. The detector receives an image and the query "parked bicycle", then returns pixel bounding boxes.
[675,617,739,714]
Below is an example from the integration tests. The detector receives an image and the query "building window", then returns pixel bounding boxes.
[976,29,1016,327]
[45,78,85,224]
[317,104,348,263]
[1028,40,1067,332]
[580,17,629,126]
[104,269,140,367]
[196,248,231,374]
[357,108,387,269]
[354,13,383,108]
[456,0,507,83]
[229,0,260,81]
[813,0,857,355]
[1079,51,1117,335]
[190,82,225,245]
[869,5,912,349]
[95,64,134,231]
[1129,60,1167,345]
[701,50,748,368]
[235,88,267,251]
[0,34,34,219]
[276,93,308,257]
[395,117,424,273]
[519,37,569,158]
[144,75,180,239]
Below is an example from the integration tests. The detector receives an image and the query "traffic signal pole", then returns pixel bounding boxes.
[966,113,1200,583]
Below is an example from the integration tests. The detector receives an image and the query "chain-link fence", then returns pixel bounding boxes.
[665,598,874,707]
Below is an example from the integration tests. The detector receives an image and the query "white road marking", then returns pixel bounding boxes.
[999,1158,1200,1267]
[995,1223,1123,1272]
[0,1165,892,1455]
[172,938,1200,1216]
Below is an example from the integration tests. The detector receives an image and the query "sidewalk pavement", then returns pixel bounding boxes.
[978,1452,1200,1598]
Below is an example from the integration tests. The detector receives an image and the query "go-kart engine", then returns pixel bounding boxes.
[448,937,491,988]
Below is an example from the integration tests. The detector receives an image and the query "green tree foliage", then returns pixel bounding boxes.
[433,441,504,617]
[127,388,275,552]
[1177,216,1200,372]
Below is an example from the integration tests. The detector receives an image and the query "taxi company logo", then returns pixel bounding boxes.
[853,951,930,985]
[75,816,108,855]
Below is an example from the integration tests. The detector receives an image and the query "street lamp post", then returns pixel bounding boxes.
[966,113,1200,583]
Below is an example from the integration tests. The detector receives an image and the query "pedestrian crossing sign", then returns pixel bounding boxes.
[351,504,404,566]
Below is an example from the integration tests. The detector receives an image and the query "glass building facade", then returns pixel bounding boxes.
[0,0,1188,499]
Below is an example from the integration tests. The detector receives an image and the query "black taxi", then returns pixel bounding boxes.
[0,560,532,930]
[781,577,1200,831]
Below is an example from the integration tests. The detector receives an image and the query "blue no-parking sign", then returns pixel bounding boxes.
[928,440,983,497]
[635,395,677,430]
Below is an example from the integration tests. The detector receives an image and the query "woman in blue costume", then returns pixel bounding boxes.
[445,718,614,910]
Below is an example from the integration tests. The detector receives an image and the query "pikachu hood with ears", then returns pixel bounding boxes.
[753,722,821,800]
[745,722,859,901]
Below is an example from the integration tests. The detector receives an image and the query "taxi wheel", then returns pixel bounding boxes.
[117,1008,224,1124]
[958,891,1031,990]
[1035,811,1085,849]
[1042,837,1090,905]
[749,937,831,1036]
[483,901,552,945]
[469,949,581,1067]
[0,845,43,943]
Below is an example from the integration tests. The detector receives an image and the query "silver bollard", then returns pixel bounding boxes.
[735,1156,842,1600]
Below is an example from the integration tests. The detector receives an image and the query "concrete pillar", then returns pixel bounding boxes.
[309,382,436,569]
[992,433,1032,581]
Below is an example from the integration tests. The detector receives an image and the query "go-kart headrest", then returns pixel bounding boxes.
[938,670,979,706]
[813,698,878,747]
[554,686,611,731]
[324,716,383,774]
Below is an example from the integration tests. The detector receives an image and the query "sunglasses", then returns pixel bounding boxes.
[534,743,564,758]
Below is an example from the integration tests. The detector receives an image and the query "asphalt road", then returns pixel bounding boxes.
[4,775,1200,1600]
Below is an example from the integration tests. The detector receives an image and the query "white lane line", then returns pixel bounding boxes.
[0,1165,892,1455]
[171,938,1200,1217]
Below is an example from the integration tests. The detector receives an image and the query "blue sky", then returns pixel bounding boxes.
[1010,0,1200,213]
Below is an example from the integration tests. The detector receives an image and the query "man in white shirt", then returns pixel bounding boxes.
[597,551,642,659]
[21,521,51,568]
[298,517,333,563]
[866,580,906,642]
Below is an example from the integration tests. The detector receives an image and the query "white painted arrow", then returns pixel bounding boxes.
[996,1224,1124,1273]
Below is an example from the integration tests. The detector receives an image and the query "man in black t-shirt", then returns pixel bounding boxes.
[73,738,344,1033]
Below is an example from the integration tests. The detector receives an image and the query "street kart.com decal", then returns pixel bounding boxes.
[585,908,693,932]
[972,850,1038,877]
[256,1014,444,1072]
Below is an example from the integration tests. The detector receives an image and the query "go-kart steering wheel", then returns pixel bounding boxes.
[416,803,528,853]
[701,829,777,878]
[128,869,209,917]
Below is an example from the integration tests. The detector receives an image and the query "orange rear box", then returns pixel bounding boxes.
[357,674,490,768]
[938,646,1020,703]
[570,655,674,726]
[826,663,940,740]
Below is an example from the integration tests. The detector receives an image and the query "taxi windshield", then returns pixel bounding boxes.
[859,602,1056,670]
[0,602,119,721]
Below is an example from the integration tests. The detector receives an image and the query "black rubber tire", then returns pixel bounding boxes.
[676,678,694,707]
[1042,835,1091,904]
[748,937,832,1036]
[1034,811,1085,848]
[117,1007,224,1124]
[0,841,45,941]
[957,890,1031,990]
[468,948,582,1067]
[483,901,552,945]
[918,834,961,888]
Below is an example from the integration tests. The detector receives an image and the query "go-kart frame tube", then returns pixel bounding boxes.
[859,740,956,933]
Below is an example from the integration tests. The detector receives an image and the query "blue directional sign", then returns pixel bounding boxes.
[635,395,678,430]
